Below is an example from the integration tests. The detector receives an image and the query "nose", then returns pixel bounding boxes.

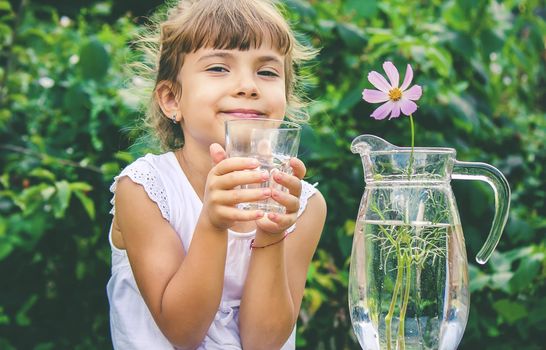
[234,72,259,99]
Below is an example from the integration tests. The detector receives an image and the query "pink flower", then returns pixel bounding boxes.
[362,61,422,120]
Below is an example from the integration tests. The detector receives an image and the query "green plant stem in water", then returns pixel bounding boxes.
[408,114,415,180]
[385,248,404,350]
[398,254,413,350]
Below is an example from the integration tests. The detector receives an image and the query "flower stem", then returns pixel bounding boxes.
[408,114,415,179]
[385,248,404,350]
[397,253,413,350]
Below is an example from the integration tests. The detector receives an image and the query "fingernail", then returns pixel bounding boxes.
[256,210,264,218]
[261,170,270,180]
[250,159,260,167]
[263,188,271,196]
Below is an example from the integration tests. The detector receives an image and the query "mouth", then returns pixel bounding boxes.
[221,109,266,119]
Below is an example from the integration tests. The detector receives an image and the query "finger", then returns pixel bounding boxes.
[212,169,270,190]
[265,211,297,228]
[289,157,306,180]
[212,157,260,176]
[271,188,300,214]
[272,171,302,197]
[211,187,272,206]
[255,214,292,234]
[210,143,227,165]
[215,206,265,222]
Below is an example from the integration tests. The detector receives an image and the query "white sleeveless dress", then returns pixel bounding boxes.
[106,152,318,349]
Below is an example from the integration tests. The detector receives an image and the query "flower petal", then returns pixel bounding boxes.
[389,103,401,119]
[370,101,394,120]
[362,89,389,103]
[399,98,418,116]
[400,64,414,91]
[403,85,422,101]
[383,61,399,88]
[368,71,392,93]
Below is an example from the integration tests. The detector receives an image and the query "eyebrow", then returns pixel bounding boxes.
[197,52,283,66]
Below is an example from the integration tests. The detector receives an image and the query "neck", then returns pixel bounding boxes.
[175,145,212,200]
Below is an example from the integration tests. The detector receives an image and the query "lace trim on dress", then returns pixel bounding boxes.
[286,181,318,234]
[109,159,170,221]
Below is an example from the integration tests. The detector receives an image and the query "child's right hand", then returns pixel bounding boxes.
[202,143,270,230]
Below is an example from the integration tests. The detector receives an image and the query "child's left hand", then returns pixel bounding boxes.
[255,157,306,235]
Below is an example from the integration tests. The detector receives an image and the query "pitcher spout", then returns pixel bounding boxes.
[351,134,397,155]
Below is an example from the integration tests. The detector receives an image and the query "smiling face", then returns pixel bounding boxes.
[172,46,287,150]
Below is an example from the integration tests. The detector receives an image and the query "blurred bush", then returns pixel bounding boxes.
[0,0,544,349]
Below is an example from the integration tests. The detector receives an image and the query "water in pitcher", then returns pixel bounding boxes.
[349,220,468,350]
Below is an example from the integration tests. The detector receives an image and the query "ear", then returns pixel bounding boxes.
[155,81,180,121]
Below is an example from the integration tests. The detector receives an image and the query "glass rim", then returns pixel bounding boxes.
[224,117,301,130]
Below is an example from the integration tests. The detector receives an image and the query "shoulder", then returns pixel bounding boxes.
[117,152,173,178]
[306,187,326,217]
[110,152,174,221]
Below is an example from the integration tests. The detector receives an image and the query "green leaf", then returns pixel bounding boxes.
[489,271,513,293]
[75,261,86,280]
[15,294,38,326]
[304,288,324,315]
[114,151,134,163]
[344,220,355,235]
[306,262,316,281]
[0,306,10,325]
[488,250,511,272]
[0,0,12,11]
[100,162,121,178]
[53,181,71,218]
[468,264,489,293]
[425,46,453,77]
[63,84,90,115]
[528,299,546,325]
[0,241,13,261]
[492,299,527,325]
[343,0,378,19]
[509,253,544,292]
[78,40,110,80]
[336,23,367,48]
[283,0,316,17]
[29,168,56,182]
[74,190,95,220]
[338,87,363,114]
[69,182,93,192]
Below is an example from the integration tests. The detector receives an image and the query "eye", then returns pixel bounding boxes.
[206,66,229,73]
[258,69,280,77]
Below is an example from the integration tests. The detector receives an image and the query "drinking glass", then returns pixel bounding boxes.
[225,118,301,214]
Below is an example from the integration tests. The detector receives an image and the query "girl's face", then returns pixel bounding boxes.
[176,45,287,150]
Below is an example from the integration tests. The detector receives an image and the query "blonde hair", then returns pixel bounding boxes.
[132,0,317,150]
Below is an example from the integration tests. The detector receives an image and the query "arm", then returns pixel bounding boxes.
[239,160,327,349]
[115,152,269,349]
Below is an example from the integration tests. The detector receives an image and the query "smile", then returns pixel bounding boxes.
[222,109,265,119]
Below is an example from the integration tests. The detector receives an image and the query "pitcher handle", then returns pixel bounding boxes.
[452,161,511,264]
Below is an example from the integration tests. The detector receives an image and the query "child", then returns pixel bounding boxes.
[106,0,326,349]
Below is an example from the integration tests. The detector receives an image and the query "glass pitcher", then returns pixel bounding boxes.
[348,135,510,350]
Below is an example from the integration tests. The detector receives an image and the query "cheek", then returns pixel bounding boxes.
[271,88,287,115]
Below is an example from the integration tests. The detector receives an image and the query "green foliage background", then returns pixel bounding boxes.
[0,0,544,349]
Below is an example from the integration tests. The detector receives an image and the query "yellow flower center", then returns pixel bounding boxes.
[389,88,402,101]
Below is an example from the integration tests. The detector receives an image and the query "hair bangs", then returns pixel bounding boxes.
[179,1,292,55]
